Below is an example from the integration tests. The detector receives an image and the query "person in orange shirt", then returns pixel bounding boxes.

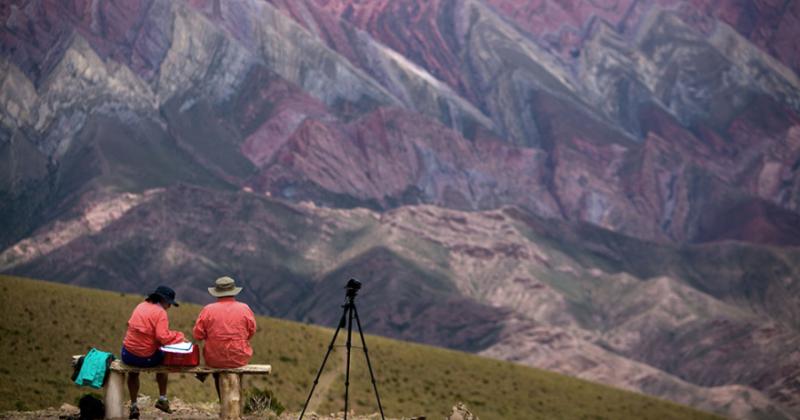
[122,286,185,419]
[193,276,257,397]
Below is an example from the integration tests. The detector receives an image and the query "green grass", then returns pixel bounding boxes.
[0,275,721,419]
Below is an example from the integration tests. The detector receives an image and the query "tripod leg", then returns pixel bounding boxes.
[299,306,347,420]
[343,303,355,420]
[353,305,386,420]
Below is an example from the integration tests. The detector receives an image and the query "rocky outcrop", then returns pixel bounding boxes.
[270,0,579,147]
[447,402,478,420]
[261,0,800,243]
[3,0,799,245]
[481,0,800,80]
[251,106,558,215]
[186,0,496,140]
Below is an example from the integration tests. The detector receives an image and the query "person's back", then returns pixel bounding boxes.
[193,277,256,368]
[194,297,256,368]
[124,301,184,358]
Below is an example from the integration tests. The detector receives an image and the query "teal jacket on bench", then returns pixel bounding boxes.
[74,348,114,389]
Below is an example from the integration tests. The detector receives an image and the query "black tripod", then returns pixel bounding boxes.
[299,279,385,420]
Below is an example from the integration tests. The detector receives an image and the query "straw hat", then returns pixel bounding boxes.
[208,276,243,297]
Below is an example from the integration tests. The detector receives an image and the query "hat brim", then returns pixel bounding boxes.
[148,293,179,307]
[208,286,242,297]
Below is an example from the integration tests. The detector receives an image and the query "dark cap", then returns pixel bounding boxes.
[148,285,179,307]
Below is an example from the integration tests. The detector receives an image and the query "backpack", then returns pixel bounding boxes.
[78,394,104,419]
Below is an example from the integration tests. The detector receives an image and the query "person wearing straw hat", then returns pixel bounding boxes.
[193,276,257,396]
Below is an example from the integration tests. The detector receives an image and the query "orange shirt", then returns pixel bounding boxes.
[193,297,257,368]
[123,301,185,357]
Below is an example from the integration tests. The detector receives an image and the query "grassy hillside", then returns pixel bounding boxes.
[0,275,721,419]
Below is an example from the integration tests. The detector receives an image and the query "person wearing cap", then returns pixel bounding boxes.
[122,286,186,418]
[193,276,257,397]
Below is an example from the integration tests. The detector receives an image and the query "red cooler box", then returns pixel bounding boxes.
[161,343,199,367]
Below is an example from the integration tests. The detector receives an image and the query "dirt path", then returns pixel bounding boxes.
[305,347,346,414]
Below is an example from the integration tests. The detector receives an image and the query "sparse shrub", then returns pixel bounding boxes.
[278,355,297,364]
[243,387,284,416]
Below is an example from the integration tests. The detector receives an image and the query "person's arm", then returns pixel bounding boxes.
[246,306,256,340]
[155,310,185,345]
[193,308,207,341]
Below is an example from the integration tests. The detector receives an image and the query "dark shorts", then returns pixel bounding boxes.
[121,346,164,368]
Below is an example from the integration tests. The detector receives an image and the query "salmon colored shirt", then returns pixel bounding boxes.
[193,297,257,368]
[123,301,185,357]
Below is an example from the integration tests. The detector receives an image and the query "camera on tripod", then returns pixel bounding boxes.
[345,278,361,299]
[299,278,385,420]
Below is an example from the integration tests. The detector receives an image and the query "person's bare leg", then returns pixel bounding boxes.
[156,373,168,396]
[154,373,173,414]
[213,373,220,400]
[127,372,140,403]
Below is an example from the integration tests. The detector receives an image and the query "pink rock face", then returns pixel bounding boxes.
[238,78,331,167]
[694,199,800,246]
[1,0,169,82]
[290,0,800,101]
[268,0,483,105]
[1,1,73,82]
[251,106,559,215]
[3,0,797,246]
[267,0,362,65]
[481,0,800,74]
[684,0,800,74]
[247,0,800,245]
[720,96,800,208]
[484,0,637,59]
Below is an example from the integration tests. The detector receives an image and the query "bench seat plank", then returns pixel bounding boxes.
[108,360,271,374]
[72,355,271,374]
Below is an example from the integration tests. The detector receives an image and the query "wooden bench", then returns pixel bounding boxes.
[73,356,271,419]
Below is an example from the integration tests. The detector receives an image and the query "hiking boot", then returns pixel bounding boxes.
[128,405,140,419]
[155,398,172,414]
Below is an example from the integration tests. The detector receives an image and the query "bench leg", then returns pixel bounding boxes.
[238,374,244,414]
[104,371,125,419]
[219,373,241,419]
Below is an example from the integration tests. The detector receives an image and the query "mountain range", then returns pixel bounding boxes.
[1,0,799,418]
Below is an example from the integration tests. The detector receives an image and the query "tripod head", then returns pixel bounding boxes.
[345,278,361,301]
